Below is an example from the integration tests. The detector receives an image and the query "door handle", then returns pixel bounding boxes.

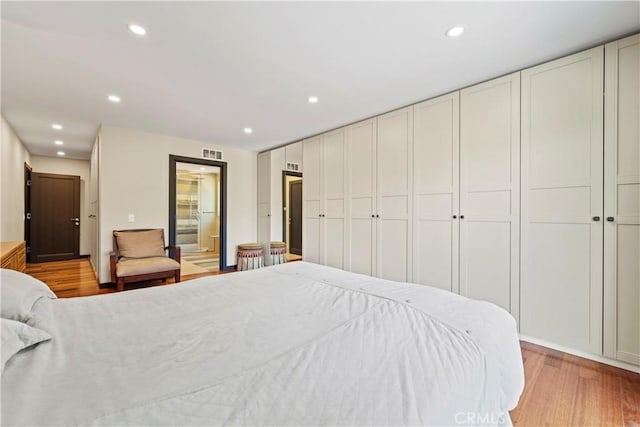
[70,217,80,221]
[606,217,615,222]
[592,216,600,221]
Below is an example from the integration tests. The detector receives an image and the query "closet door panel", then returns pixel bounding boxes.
[304,216,321,264]
[604,35,640,365]
[377,107,413,282]
[269,147,285,241]
[323,130,347,269]
[521,47,603,354]
[257,152,271,248]
[302,136,323,264]
[413,93,460,292]
[459,73,520,316]
[465,222,511,309]
[347,120,377,276]
[303,137,322,202]
[325,217,345,269]
[380,220,409,282]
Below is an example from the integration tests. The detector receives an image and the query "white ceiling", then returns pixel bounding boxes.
[2,2,638,160]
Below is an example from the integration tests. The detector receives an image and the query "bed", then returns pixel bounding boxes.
[1,262,524,426]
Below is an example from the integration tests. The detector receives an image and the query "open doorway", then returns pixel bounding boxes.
[169,155,226,274]
[282,171,302,261]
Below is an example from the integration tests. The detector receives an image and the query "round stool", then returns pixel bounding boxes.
[237,243,264,271]
[270,241,287,265]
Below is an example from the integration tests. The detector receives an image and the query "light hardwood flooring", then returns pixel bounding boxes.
[25,258,223,297]
[23,258,640,425]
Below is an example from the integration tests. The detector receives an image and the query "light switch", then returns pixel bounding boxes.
[128,214,135,222]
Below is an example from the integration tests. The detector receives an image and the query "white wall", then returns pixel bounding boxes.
[29,155,91,256]
[0,115,30,242]
[98,125,257,283]
[89,133,100,274]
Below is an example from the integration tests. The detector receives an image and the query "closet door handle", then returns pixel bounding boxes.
[452,215,457,219]
[376,214,380,218]
[606,216,615,222]
[371,214,375,218]
[460,215,465,219]
[592,216,600,222]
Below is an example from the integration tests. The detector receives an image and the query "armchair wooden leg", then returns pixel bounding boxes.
[116,277,125,292]
[175,270,181,283]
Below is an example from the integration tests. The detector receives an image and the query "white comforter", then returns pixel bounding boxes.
[2,262,524,426]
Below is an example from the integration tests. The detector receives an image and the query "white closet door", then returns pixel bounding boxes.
[521,47,604,354]
[604,35,640,366]
[377,107,413,282]
[413,93,460,292]
[270,147,285,242]
[302,136,323,264]
[459,73,520,316]
[347,119,377,276]
[322,129,347,269]
[257,152,271,250]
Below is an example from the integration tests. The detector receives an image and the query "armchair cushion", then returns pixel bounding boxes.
[114,230,165,259]
[116,257,180,277]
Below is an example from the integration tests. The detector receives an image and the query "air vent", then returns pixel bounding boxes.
[286,162,300,172]
[202,148,223,161]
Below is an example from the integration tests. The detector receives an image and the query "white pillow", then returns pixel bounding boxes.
[1,318,51,372]
[1,269,57,322]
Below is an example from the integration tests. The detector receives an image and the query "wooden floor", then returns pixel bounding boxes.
[511,342,639,426]
[23,259,640,426]
[25,258,223,298]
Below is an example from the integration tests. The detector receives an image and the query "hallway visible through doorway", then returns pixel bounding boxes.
[283,171,302,261]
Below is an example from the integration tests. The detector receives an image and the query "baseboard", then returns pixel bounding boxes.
[79,254,90,259]
[99,282,115,289]
[519,334,640,374]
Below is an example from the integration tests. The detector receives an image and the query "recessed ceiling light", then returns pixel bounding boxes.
[244,127,253,134]
[308,96,319,104]
[128,24,147,36]
[108,95,121,103]
[57,151,65,156]
[54,140,64,146]
[51,123,63,130]
[446,26,465,38]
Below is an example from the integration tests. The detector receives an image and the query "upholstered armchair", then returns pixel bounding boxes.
[110,229,181,292]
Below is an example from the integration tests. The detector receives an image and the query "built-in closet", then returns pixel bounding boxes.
[263,32,639,369]
[520,47,604,354]
[371,107,414,282]
[302,129,347,269]
[603,35,639,366]
[412,73,520,317]
[459,74,521,317]
[257,144,303,264]
[346,119,378,276]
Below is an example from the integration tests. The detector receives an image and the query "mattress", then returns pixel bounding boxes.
[2,262,524,426]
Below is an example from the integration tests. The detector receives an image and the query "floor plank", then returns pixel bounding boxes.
[23,259,640,426]
[26,258,224,297]
[512,342,639,426]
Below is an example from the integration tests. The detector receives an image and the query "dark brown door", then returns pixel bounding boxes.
[24,163,32,262]
[30,172,80,262]
[289,180,303,256]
